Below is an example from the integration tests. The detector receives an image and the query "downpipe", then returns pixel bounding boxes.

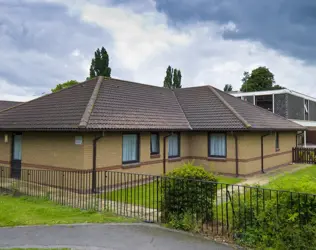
[92,132,104,193]
[261,132,271,173]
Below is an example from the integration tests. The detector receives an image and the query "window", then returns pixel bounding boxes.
[255,95,273,111]
[13,134,22,160]
[122,134,139,164]
[150,133,160,155]
[275,132,280,151]
[168,133,180,158]
[208,133,226,158]
[75,136,83,145]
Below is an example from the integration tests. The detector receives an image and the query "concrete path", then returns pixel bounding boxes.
[0,223,234,250]
[238,163,311,186]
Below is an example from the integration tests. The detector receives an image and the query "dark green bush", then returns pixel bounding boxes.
[160,161,217,230]
[233,177,316,249]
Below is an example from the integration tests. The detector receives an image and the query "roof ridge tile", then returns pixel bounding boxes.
[172,90,192,130]
[79,76,104,128]
[207,86,252,128]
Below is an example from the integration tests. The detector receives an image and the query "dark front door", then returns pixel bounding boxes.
[11,133,22,179]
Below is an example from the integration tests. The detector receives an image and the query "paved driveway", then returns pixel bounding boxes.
[0,223,233,250]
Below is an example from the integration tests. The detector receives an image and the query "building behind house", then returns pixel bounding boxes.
[230,89,316,147]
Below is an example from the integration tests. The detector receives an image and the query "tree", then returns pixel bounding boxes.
[163,66,173,89]
[173,69,182,89]
[51,80,79,93]
[163,66,182,89]
[271,84,284,90]
[240,66,284,92]
[87,47,111,79]
[223,84,233,92]
[241,71,250,85]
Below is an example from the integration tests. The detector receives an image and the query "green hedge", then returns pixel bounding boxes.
[160,162,217,231]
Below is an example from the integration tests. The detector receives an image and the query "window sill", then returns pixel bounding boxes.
[207,157,227,162]
[168,157,181,162]
[150,154,161,159]
[122,163,141,169]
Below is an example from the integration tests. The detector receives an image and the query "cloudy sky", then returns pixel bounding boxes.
[1,0,316,101]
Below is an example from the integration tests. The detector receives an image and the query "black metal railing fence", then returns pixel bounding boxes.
[1,166,315,239]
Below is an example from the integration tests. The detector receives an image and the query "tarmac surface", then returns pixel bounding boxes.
[0,223,234,250]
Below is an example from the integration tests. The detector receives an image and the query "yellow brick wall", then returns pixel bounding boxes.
[0,130,297,176]
[0,132,11,166]
[90,132,190,175]
[239,132,295,175]
[21,132,85,170]
[186,131,295,176]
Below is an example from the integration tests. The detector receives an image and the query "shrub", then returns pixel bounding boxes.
[233,178,316,249]
[167,211,201,232]
[160,161,217,230]
[298,150,316,162]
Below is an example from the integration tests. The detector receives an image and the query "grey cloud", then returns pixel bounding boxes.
[0,0,112,96]
[154,0,316,63]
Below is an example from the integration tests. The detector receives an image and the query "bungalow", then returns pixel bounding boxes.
[0,77,304,185]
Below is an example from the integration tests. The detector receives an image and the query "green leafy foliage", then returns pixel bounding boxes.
[167,212,201,232]
[51,80,79,93]
[161,162,217,230]
[163,66,173,89]
[223,84,233,92]
[297,150,316,163]
[163,65,182,89]
[87,46,111,79]
[240,66,284,92]
[233,176,316,249]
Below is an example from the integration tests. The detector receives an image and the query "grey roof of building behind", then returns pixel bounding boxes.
[0,101,23,112]
[0,76,304,131]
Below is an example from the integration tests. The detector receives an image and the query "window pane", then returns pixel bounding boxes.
[122,134,138,163]
[209,134,226,157]
[151,133,159,154]
[168,134,179,157]
[13,135,22,160]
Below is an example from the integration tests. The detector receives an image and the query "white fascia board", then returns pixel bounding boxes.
[231,89,288,97]
[289,119,316,127]
[231,89,316,103]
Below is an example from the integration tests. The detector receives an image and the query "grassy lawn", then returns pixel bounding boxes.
[106,181,160,209]
[0,195,135,227]
[216,175,242,188]
[264,165,316,191]
[105,175,242,209]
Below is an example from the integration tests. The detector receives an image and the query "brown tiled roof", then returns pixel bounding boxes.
[0,77,304,131]
[0,78,98,130]
[0,101,22,111]
[174,86,247,130]
[86,78,190,130]
[213,88,303,130]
